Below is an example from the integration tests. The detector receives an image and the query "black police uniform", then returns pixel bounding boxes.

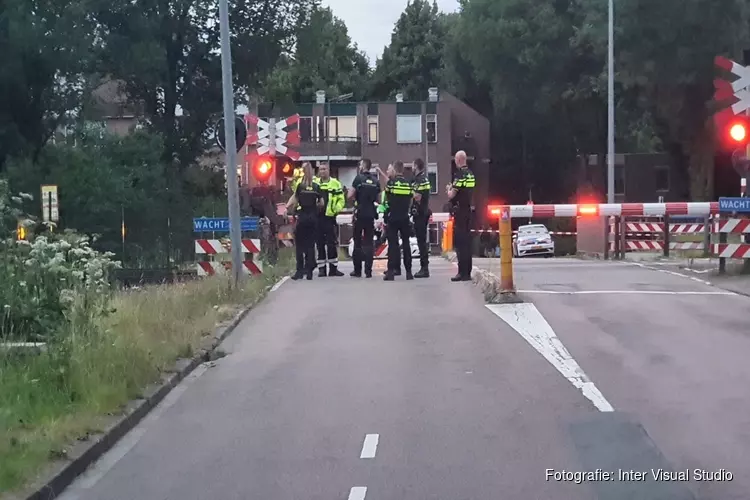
[451,166,476,281]
[384,175,414,281]
[292,182,322,280]
[350,171,380,278]
[411,170,432,277]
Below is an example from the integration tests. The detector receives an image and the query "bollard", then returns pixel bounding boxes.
[442,218,454,252]
[498,205,514,291]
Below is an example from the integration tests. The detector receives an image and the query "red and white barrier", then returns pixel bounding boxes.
[197,261,263,276]
[336,202,718,225]
[194,239,261,254]
[195,238,263,275]
[714,219,750,233]
[618,222,706,233]
[713,244,750,259]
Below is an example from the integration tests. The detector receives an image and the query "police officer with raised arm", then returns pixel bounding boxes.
[446,150,476,281]
[347,158,380,278]
[411,158,432,278]
[383,161,414,281]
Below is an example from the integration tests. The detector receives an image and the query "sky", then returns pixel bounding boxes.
[320,0,460,65]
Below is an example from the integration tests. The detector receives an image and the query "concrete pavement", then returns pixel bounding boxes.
[55,256,746,500]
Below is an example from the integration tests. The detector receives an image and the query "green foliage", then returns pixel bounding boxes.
[262,6,371,103]
[371,0,447,101]
[0,0,99,168]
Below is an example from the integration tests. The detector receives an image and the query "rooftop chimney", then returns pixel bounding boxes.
[315,90,326,104]
[428,87,438,102]
[395,92,404,102]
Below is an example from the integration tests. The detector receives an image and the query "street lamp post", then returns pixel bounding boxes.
[218,0,243,287]
[607,0,615,204]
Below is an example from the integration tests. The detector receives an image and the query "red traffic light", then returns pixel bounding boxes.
[730,121,748,143]
[253,157,273,181]
[281,162,293,176]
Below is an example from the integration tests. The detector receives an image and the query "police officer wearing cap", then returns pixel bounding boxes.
[347,158,380,278]
[383,161,414,281]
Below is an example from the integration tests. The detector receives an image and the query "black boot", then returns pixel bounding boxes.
[329,264,344,277]
[414,267,430,278]
[350,270,362,277]
[405,270,414,280]
[318,266,327,277]
[291,271,304,280]
[383,271,395,281]
[306,270,314,280]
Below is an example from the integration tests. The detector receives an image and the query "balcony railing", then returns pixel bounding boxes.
[296,137,362,158]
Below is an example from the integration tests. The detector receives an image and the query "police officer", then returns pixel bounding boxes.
[383,161,414,281]
[286,162,323,280]
[446,150,476,281]
[314,162,346,277]
[347,158,380,278]
[411,158,432,278]
[380,164,401,276]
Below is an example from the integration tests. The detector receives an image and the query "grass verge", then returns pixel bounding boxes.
[0,253,292,495]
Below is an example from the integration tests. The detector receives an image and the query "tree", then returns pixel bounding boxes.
[578,0,750,199]
[0,0,99,169]
[370,0,446,101]
[262,6,370,103]
[94,0,223,170]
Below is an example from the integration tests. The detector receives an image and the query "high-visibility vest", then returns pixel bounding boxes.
[313,176,345,217]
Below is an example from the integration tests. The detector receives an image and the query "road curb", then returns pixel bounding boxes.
[442,252,522,304]
[23,277,286,500]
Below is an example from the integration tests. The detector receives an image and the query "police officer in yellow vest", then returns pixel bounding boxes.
[314,162,346,276]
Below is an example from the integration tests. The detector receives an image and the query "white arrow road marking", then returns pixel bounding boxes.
[360,434,379,458]
[486,303,614,412]
[348,487,367,500]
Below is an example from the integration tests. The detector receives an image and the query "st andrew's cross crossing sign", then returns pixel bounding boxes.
[215,115,247,153]
[245,114,300,160]
[714,56,750,123]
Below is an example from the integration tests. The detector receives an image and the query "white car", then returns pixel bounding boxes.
[513,224,555,257]
[347,216,421,259]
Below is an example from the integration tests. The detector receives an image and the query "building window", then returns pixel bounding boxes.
[299,116,312,141]
[426,114,437,143]
[368,115,378,144]
[326,117,338,140]
[396,115,422,143]
[427,162,438,194]
[655,166,669,192]
[614,165,625,195]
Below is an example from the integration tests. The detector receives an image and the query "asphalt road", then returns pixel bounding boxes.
[57,256,748,500]
[480,256,750,500]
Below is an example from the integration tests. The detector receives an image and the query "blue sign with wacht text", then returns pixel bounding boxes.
[719,197,750,213]
[192,217,259,232]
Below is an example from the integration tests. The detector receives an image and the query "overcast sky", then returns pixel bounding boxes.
[320,0,460,65]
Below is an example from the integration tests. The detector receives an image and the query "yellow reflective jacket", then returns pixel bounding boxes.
[314,176,345,217]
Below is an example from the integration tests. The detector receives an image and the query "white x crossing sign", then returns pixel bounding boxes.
[245,114,300,160]
[716,56,750,114]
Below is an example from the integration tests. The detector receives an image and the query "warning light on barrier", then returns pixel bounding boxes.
[281,162,293,177]
[487,205,502,217]
[578,204,599,216]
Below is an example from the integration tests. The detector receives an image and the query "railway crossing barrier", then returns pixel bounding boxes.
[194,238,263,275]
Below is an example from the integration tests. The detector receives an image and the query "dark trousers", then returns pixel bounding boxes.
[317,215,338,269]
[453,214,473,277]
[387,218,412,273]
[352,216,375,275]
[294,215,317,273]
[413,215,429,269]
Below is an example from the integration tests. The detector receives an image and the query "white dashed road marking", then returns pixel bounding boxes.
[486,303,614,412]
[360,434,379,459]
[348,486,368,500]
